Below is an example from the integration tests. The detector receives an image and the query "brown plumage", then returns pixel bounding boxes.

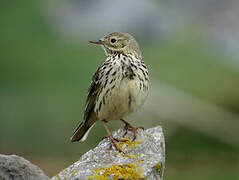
[71,32,149,151]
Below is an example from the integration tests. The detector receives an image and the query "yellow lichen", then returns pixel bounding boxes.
[154,162,161,172]
[121,153,137,159]
[93,167,101,173]
[72,168,80,176]
[120,152,144,166]
[89,163,143,180]
[117,138,141,150]
[136,159,144,164]
[146,133,151,137]
[89,137,144,179]
[55,173,61,180]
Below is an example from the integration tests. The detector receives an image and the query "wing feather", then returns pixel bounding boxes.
[83,60,106,121]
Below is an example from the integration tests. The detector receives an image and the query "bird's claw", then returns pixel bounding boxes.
[121,119,144,141]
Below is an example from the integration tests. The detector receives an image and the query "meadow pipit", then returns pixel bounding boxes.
[71,32,149,151]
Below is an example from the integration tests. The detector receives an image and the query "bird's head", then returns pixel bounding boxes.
[90,32,142,59]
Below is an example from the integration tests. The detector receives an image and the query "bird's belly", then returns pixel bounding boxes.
[96,78,148,121]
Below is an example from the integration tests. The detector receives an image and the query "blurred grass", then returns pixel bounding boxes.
[144,40,239,112]
[0,0,238,179]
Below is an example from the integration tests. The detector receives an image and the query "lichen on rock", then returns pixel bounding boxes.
[52,126,165,180]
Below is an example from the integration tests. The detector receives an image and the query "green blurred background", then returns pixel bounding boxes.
[0,0,239,179]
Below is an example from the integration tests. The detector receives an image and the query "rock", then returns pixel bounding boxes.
[0,154,49,180]
[52,126,165,180]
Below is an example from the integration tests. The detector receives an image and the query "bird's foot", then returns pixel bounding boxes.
[120,119,144,141]
[104,135,128,142]
[104,134,129,152]
[102,119,125,152]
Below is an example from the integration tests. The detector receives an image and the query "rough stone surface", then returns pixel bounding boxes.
[52,126,165,180]
[0,154,49,180]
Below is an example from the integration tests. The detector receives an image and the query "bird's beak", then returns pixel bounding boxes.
[89,40,104,45]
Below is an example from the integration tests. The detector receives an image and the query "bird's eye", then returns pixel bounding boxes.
[111,38,116,43]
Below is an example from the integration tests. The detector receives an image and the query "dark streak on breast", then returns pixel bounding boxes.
[130,62,138,69]
[106,67,113,76]
[98,101,102,112]
[139,67,146,77]
[105,88,110,96]
[102,96,106,105]
[104,78,108,87]
[128,93,132,109]
[111,84,115,90]
[109,78,114,84]
[141,63,147,69]
[112,70,117,76]
[139,82,142,90]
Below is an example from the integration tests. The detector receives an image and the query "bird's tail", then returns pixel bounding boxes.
[70,116,96,142]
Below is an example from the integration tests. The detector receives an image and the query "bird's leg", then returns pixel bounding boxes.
[102,120,123,152]
[120,119,144,141]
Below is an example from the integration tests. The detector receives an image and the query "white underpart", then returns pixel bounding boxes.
[94,54,149,121]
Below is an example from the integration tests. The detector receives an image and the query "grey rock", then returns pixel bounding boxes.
[52,126,165,180]
[0,154,49,180]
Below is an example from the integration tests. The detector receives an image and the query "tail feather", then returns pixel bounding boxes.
[71,114,97,142]
[70,122,95,142]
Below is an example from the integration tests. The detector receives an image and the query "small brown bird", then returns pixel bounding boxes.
[71,32,149,151]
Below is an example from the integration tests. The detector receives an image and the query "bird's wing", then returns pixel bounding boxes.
[71,58,112,142]
[83,60,106,122]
